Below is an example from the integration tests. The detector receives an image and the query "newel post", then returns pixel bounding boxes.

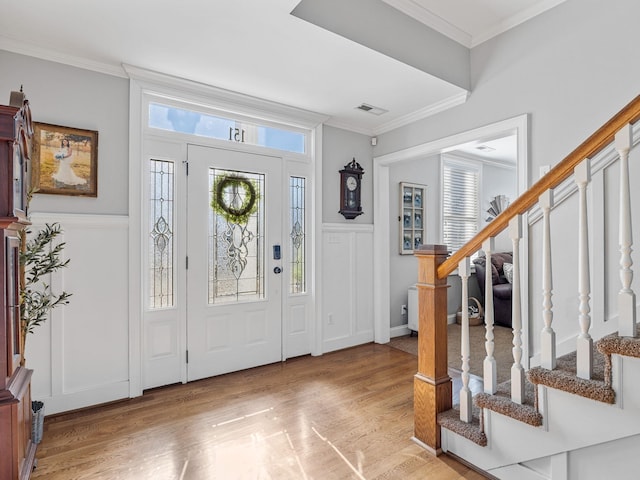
[413,244,451,455]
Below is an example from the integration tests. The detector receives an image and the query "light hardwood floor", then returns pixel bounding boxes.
[32,343,488,480]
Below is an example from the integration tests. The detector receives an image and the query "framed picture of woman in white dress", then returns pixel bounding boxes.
[32,122,98,197]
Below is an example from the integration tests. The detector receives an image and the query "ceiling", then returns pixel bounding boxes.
[0,0,564,136]
[450,134,518,165]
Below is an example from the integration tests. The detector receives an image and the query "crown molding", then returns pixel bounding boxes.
[375,113,526,167]
[0,35,127,78]
[383,0,567,49]
[373,91,469,135]
[322,118,374,137]
[471,0,567,47]
[323,90,470,137]
[381,0,472,47]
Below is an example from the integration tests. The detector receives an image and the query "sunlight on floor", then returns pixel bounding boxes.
[311,426,366,480]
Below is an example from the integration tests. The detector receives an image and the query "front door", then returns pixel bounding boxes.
[186,144,283,381]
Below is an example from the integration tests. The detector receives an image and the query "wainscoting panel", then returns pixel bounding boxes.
[285,301,311,359]
[321,223,374,353]
[26,213,129,415]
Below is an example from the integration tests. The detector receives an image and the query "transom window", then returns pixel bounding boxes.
[148,103,306,154]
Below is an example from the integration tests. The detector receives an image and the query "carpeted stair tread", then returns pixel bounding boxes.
[595,325,640,386]
[438,406,487,447]
[474,379,542,427]
[596,325,640,359]
[527,350,615,404]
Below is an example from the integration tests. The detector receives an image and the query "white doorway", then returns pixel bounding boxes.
[372,115,529,348]
[129,69,323,397]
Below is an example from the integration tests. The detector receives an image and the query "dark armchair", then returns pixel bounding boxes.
[472,252,513,328]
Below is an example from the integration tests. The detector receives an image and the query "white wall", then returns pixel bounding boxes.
[482,163,518,252]
[388,155,440,327]
[321,127,375,350]
[322,125,373,224]
[25,213,129,414]
[321,224,374,352]
[0,50,129,215]
[376,0,640,356]
[1,51,131,414]
[376,0,640,167]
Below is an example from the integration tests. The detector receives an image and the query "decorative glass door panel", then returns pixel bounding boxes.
[149,159,175,309]
[187,145,282,382]
[209,169,265,304]
[289,176,306,294]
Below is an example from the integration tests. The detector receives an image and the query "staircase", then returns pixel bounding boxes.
[412,96,640,480]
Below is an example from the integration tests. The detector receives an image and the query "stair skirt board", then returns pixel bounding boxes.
[487,463,550,480]
[441,369,640,473]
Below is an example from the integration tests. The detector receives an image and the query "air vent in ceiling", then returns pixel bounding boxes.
[476,145,496,152]
[355,103,388,116]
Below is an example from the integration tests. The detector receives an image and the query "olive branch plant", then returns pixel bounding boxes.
[18,192,71,366]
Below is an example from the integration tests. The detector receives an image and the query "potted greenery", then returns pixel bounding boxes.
[19,221,71,443]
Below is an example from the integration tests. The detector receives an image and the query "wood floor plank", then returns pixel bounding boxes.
[32,344,488,480]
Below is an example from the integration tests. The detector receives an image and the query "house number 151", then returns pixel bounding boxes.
[229,127,246,143]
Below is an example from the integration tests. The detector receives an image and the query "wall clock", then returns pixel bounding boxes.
[339,158,364,219]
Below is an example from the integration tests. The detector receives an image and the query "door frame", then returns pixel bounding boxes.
[126,65,327,397]
[372,114,529,361]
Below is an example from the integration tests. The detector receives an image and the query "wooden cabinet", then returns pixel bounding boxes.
[0,97,36,480]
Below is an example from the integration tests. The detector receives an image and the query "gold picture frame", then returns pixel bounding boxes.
[32,122,98,197]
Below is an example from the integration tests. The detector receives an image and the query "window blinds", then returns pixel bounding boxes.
[443,163,479,253]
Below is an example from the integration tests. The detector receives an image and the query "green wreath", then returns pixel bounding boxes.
[211,174,260,224]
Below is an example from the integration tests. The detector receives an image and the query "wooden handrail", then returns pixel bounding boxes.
[438,95,640,279]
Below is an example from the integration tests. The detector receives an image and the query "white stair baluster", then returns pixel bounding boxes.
[540,189,556,370]
[459,257,472,423]
[509,216,525,403]
[575,160,593,379]
[615,124,637,337]
[483,238,497,394]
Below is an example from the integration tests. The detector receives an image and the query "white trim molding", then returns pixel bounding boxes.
[123,64,329,130]
[373,114,529,350]
[127,67,322,395]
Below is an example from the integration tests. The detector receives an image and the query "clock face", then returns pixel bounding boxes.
[346,176,358,191]
[13,142,25,214]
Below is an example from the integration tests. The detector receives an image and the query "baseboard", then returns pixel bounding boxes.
[35,381,130,415]
[447,451,500,480]
[390,320,454,337]
[323,331,374,353]
[391,324,411,337]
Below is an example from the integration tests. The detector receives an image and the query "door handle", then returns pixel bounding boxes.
[273,266,282,274]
